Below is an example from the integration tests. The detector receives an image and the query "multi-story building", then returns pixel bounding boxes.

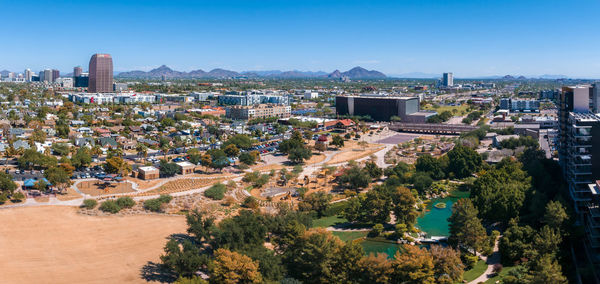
[56,77,73,88]
[219,91,291,106]
[74,73,89,88]
[24,69,33,82]
[442,72,453,87]
[68,93,155,104]
[40,69,53,82]
[226,104,291,120]
[52,69,60,82]
[335,95,436,122]
[559,85,600,264]
[499,98,540,112]
[88,53,113,93]
[73,66,83,78]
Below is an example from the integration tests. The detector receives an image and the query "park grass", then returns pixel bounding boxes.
[485,265,516,283]
[312,215,348,228]
[422,104,470,116]
[332,231,368,242]
[462,259,488,282]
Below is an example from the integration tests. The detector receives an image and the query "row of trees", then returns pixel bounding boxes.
[447,146,572,282]
[162,208,467,284]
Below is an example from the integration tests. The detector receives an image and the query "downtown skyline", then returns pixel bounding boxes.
[1,0,600,78]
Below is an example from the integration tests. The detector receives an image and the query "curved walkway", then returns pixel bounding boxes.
[468,237,501,284]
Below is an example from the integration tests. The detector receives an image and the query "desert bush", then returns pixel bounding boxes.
[116,196,135,208]
[204,183,227,200]
[82,199,98,209]
[99,200,121,213]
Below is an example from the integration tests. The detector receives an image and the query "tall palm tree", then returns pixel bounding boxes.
[136,144,148,163]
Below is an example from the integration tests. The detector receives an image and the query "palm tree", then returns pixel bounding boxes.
[161,145,169,160]
[136,144,148,163]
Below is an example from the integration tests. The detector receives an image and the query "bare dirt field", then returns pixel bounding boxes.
[0,206,186,284]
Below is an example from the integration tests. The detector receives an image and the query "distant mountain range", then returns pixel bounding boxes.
[0,67,580,80]
[116,65,387,79]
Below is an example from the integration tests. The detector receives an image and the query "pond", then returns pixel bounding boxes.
[415,189,471,237]
[359,189,470,258]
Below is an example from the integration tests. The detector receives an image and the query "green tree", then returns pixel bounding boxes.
[239,152,257,165]
[415,154,446,180]
[0,172,17,194]
[159,160,179,177]
[224,144,240,157]
[364,161,383,179]
[446,144,481,178]
[448,198,488,253]
[287,146,312,164]
[298,191,332,217]
[71,147,92,169]
[161,239,207,278]
[331,135,344,148]
[543,200,568,230]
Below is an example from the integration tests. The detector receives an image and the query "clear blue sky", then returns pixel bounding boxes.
[2,0,599,78]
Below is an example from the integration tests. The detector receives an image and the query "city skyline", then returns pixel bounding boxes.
[1,0,600,78]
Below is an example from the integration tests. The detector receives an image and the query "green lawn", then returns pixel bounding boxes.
[332,231,368,242]
[422,104,470,116]
[312,215,349,228]
[485,265,516,283]
[462,260,488,282]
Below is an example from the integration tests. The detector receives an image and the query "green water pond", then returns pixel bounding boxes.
[359,190,470,257]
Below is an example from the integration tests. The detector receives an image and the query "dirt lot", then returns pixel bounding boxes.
[77,180,135,196]
[0,206,186,284]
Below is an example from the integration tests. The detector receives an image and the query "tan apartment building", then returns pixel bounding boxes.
[226,104,291,120]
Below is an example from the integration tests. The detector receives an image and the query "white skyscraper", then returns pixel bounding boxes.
[442,72,454,87]
[24,69,33,82]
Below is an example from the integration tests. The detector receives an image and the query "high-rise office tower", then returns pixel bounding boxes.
[74,66,82,78]
[442,72,454,87]
[41,69,53,82]
[24,69,33,82]
[52,69,60,82]
[88,53,113,93]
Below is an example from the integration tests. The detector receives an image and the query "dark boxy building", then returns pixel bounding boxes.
[335,95,435,122]
[88,53,113,93]
[558,85,600,267]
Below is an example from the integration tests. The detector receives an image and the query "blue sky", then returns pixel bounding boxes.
[2,0,600,78]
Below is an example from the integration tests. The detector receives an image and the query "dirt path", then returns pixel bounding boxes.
[0,206,186,284]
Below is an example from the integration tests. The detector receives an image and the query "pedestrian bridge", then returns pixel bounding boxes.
[416,236,448,243]
[389,122,477,135]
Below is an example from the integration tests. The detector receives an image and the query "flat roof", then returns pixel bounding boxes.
[139,166,158,172]
[338,95,417,100]
[176,161,195,167]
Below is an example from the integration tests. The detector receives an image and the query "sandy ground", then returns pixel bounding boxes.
[0,206,186,284]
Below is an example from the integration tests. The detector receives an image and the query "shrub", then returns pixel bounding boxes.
[82,199,98,209]
[144,199,164,212]
[370,224,384,237]
[243,196,259,209]
[11,191,25,202]
[158,194,173,204]
[221,196,236,206]
[99,200,121,213]
[116,196,135,208]
[204,183,227,200]
[0,193,8,204]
